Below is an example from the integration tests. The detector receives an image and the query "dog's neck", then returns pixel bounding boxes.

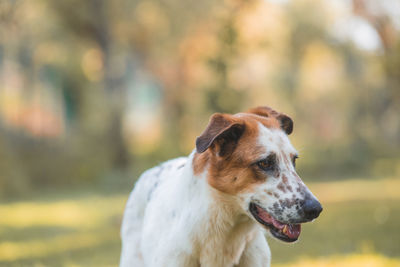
[179,151,258,264]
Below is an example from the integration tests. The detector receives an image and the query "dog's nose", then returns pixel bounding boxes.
[302,198,323,220]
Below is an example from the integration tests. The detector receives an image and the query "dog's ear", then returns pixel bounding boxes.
[196,113,245,156]
[247,106,293,135]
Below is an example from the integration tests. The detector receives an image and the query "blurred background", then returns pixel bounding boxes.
[0,0,399,266]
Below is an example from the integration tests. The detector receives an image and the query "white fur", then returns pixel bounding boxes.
[120,152,270,267]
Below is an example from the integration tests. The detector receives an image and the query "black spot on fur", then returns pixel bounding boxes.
[280,198,296,209]
[147,165,165,201]
[272,202,283,216]
[147,180,159,201]
[177,163,185,169]
[154,165,165,178]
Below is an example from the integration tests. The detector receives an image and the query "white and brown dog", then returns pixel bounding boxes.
[120,106,322,267]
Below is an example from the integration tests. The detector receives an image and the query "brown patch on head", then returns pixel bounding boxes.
[247,106,293,135]
[193,111,286,194]
[205,128,267,194]
[195,113,245,156]
[192,107,293,195]
[247,106,280,118]
[193,152,209,175]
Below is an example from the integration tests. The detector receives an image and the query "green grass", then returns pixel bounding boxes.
[0,178,399,266]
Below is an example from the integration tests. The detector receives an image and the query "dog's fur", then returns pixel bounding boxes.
[120,107,322,267]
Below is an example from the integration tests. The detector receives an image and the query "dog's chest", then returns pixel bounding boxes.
[196,219,257,267]
[198,240,246,267]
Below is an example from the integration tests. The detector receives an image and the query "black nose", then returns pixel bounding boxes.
[302,198,323,220]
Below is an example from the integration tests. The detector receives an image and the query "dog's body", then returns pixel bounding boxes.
[120,107,322,267]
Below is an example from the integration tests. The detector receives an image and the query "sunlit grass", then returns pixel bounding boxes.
[0,195,126,229]
[0,194,126,265]
[0,178,399,266]
[0,230,117,261]
[276,253,400,267]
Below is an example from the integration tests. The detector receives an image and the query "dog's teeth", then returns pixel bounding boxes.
[282,225,288,234]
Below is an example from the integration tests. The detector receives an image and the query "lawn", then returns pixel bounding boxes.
[1,178,399,266]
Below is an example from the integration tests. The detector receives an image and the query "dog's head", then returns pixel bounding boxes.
[193,106,322,242]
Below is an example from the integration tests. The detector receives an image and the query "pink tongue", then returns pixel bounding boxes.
[255,205,301,239]
[256,206,285,229]
[271,217,285,230]
[286,224,301,239]
[255,206,274,223]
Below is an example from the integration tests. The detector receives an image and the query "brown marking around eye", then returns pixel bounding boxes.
[198,118,268,194]
[192,111,291,195]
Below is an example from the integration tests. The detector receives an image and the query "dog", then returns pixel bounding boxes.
[120,106,322,267]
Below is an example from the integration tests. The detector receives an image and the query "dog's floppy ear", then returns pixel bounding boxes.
[196,113,245,156]
[247,106,293,135]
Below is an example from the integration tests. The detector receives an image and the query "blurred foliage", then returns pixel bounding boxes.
[0,0,399,193]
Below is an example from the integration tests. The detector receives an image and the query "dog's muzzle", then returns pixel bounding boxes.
[301,197,323,221]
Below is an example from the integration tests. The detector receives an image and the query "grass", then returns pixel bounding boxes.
[275,253,400,267]
[0,178,399,266]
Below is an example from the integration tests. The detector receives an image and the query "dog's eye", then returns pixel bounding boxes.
[292,155,299,167]
[257,154,276,172]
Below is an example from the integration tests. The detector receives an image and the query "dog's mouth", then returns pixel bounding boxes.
[249,202,301,243]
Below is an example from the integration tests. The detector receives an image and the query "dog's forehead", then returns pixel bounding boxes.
[256,122,297,155]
